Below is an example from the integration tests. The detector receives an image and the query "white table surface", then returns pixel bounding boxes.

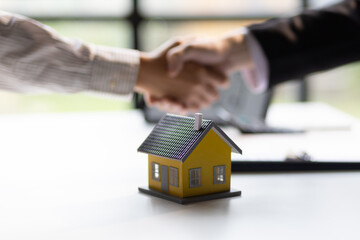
[1,104,360,240]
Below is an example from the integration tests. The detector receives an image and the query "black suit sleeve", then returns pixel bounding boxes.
[248,0,360,88]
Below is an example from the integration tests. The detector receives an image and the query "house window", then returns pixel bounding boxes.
[189,168,202,188]
[169,167,178,187]
[214,165,226,184]
[151,162,160,181]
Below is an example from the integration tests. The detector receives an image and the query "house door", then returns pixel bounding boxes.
[161,165,169,192]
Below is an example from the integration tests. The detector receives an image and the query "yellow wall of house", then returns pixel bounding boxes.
[147,129,232,198]
[148,155,183,197]
[182,129,231,197]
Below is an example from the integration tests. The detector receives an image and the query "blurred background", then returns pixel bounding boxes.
[0,0,359,117]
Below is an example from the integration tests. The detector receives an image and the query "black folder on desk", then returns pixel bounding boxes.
[231,159,360,172]
[231,131,360,172]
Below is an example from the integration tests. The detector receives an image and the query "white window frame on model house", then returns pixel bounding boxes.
[189,168,202,188]
[151,162,160,181]
[214,165,226,184]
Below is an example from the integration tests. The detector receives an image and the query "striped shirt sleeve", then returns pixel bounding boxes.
[0,11,140,95]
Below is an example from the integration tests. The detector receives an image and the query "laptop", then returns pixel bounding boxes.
[142,71,302,134]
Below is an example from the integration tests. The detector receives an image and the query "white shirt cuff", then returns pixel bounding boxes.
[240,28,269,94]
[90,45,140,96]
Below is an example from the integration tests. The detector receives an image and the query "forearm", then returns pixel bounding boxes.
[0,11,139,95]
[248,0,360,88]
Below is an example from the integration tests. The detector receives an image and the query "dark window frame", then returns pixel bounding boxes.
[151,162,161,181]
[169,166,179,187]
[29,0,309,105]
[214,165,226,184]
[189,168,202,188]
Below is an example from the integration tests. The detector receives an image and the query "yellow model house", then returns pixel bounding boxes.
[138,113,242,204]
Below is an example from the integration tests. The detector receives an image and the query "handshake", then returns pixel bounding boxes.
[134,31,254,114]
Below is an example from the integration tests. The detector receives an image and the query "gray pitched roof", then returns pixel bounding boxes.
[138,114,242,161]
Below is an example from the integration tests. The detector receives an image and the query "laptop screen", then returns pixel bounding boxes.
[143,71,272,125]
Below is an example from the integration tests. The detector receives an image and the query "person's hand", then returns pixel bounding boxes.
[134,38,228,113]
[166,30,254,79]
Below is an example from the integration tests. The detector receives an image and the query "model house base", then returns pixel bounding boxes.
[139,186,241,204]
